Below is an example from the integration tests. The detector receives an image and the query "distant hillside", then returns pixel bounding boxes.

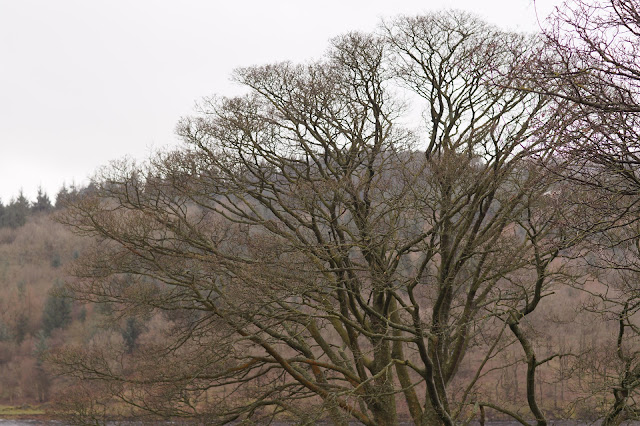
[0,211,89,405]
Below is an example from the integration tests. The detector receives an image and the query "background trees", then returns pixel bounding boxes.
[41,280,72,337]
[0,187,59,229]
[0,191,30,229]
[0,210,88,407]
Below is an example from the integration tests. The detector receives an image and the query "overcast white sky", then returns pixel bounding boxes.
[0,0,561,203]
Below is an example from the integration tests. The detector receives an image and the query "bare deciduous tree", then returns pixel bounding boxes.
[53,12,570,425]
[523,1,640,423]
[527,0,640,194]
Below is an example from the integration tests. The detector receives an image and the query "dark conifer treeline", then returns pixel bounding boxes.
[0,185,86,229]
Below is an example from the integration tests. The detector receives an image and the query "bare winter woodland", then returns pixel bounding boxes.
[3,1,640,425]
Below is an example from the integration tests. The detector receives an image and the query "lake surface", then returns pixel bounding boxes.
[0,421,61,426]
[3,421,640,425]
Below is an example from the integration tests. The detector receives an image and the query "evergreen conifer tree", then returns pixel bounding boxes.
[41,280,72,336]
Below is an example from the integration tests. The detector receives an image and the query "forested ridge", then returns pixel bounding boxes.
[0,189,88,406]
[0,171,628,423]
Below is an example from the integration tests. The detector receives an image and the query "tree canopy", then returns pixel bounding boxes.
[46,5,640,425]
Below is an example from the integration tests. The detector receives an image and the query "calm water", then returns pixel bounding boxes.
[0,421,61,426]
[2,421,640,425]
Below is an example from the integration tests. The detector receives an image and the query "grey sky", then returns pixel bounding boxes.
[0,0,560,203]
